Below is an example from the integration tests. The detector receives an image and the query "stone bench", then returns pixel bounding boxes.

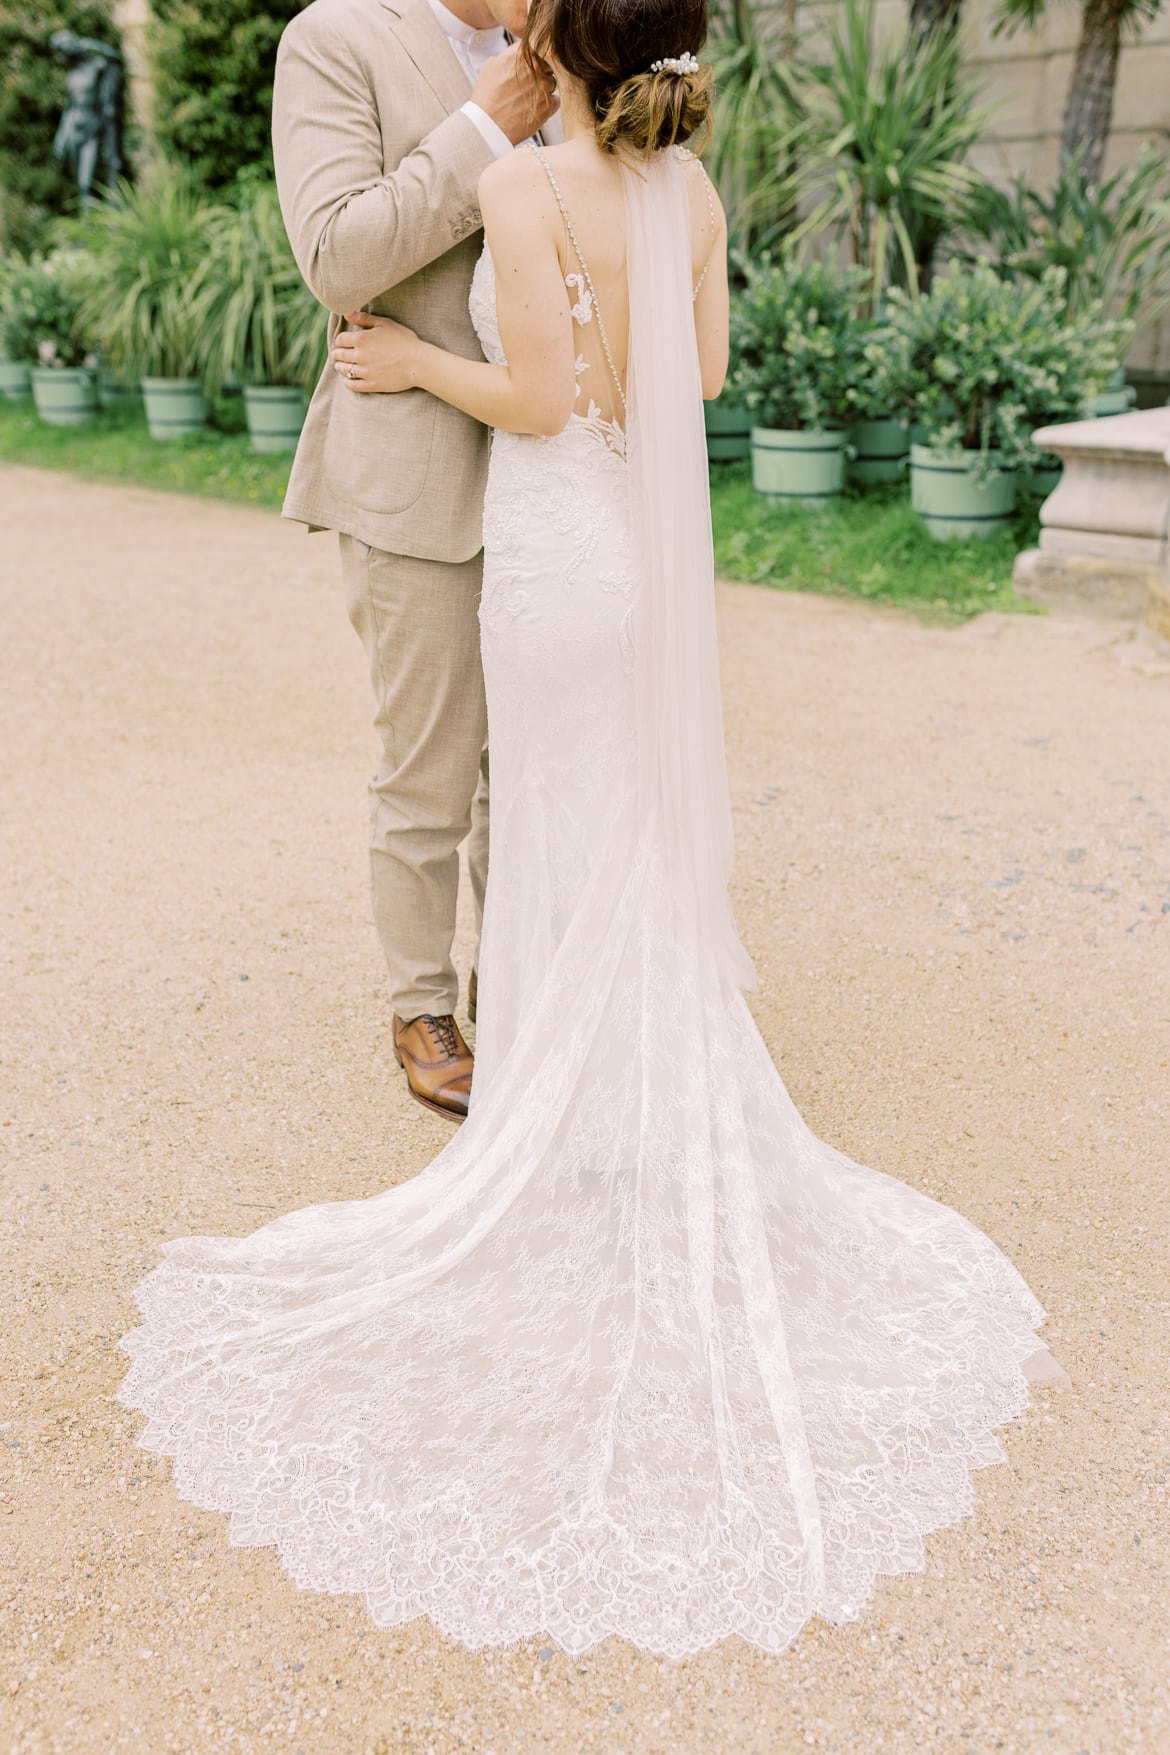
[1012,407,1170,639]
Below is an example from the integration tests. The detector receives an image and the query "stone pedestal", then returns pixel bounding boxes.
[1147,570,1170,642]
[1012,408,1170,626]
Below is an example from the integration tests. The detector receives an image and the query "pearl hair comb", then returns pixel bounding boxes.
[650,53,700,75]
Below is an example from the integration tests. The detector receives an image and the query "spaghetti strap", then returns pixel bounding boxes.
[692,161,719,300]
[528,143,627,415]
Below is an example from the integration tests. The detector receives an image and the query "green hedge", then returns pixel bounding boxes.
[0,0,121,253]
[149,0,310,192]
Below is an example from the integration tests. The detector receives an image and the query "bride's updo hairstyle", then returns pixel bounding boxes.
[524,0,712,156]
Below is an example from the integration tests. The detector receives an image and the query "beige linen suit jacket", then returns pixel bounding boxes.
[273,0,497,562]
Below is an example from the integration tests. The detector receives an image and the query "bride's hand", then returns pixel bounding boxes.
[333,311,421,393]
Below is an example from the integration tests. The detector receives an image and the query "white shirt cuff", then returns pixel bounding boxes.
[461,100,513,160]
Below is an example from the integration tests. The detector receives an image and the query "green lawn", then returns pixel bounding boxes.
[710,462,1043,622]
[0,394,290,513]
[0,396,1042,622]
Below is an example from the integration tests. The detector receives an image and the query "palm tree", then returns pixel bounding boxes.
[962,143,1170,334]
[908,0,968,286]
[911,0,964,29]
[996,0,1166,182]
[783,0,991,305]
[706,0,796,257]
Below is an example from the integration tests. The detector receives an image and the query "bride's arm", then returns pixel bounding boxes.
[331,154,578,438]
[687,159,730,401]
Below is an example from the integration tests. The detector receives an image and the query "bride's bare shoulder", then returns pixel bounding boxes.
[478,144,553,207]
[679,148,723,200]
[679,151,726,239]
[477,149,563,260]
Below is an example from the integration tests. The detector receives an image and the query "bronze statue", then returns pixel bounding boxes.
[50,30,124,208]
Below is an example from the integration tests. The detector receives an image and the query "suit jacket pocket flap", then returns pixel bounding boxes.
[324,385,438,518]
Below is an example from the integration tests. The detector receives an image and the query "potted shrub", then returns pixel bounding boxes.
[844,317,910,485]
[882,263,1116,540]
[0,356,29,400]
[845,413,910,485]
[82,172,223,440]
[729,256,868,503]
[0,253,98,425]
[1018,273,1129,498]
[0,256,33,400]
[96,361,142,411]
[1091,368,1136,418]
[0,354,29,400]
[194,181,325,453]
[706,271,750,461]
[704,254,755,465]
[963,143,1170,421]
[704,391,751,463]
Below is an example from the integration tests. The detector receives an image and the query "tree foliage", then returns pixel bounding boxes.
[910,0,964,28]
[728,256,871,430]
[0,251,96,367]
[0,0,121,252]
[782,0,992,305]
[77,169,228,381]
[878,262,1126,467]
[995,0,1165,179]
[148,0,310,192]
[192,180,327,388]
[962,143,1170,334]
[706,0,795,258]
[708,0,990,290]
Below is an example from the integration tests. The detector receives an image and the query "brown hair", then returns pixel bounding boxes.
[524,0,713,156]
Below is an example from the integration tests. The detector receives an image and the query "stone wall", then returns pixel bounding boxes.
[770,0,1170,377]
[966,0,1170,378]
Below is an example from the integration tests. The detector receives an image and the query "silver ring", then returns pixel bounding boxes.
[347,368,356,380]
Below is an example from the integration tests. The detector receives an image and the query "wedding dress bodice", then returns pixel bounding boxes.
[470,233,627,453]
[467,242,508,371]
[469,230,635,750]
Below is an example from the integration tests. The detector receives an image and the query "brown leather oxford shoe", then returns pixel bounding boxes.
[393,1013,474,1122]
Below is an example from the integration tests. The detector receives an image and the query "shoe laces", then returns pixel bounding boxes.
[421,1014,460,1059]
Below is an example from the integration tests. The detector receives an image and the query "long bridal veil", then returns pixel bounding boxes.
[119,146,1066,1660]
[624,150,756,993]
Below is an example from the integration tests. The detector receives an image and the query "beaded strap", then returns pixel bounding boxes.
[529,143,627,415]
[692,163,719,301]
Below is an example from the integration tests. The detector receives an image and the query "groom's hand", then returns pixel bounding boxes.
[471,44,557,146]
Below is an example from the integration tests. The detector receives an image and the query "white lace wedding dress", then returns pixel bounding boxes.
[120,148,1066,1659]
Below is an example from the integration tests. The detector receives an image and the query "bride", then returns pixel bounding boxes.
[120,0,1068,1659]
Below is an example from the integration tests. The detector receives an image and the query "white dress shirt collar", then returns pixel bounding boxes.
[427,0,505,52]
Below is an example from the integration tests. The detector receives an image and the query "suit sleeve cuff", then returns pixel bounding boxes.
[460,100,513,160]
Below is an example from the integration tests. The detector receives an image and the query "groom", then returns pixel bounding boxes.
[273,0,556,1121]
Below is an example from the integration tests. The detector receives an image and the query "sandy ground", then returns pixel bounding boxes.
[1,461,1168,1755]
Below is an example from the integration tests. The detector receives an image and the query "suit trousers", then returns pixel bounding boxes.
[340,535,488,1021]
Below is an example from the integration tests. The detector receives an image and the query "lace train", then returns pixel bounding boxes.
[120,835,1062,1658]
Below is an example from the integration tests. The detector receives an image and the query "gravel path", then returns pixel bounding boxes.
[2,463,1168,1755]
